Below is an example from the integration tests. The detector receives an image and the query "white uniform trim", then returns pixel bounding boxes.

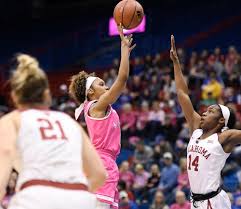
[96,194,114,202]
[111,202,118,207]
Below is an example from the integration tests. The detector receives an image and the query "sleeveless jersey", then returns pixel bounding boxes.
[84,101,121,183]
[187,129,230,194]
[16,109,88,191]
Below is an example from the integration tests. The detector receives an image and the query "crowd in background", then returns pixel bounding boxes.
[1,45,241,209]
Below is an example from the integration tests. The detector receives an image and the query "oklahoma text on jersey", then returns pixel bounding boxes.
[188,144,211,159]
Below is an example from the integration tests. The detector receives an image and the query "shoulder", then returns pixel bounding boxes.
[0,110,20,124]
[219,129,241,144]
[88,100,111,118]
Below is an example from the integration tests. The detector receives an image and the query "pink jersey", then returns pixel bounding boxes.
[84,101,121,208]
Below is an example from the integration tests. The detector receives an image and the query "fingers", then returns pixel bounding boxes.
[120,31,136,52]
[122,34,133,46]
[129,38,133,46]
[127,34,133,39]
[171,35,176,51]
[118,24,124,40]
[129,43,136,52]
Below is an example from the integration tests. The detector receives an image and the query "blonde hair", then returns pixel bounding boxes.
[10,54,49,104]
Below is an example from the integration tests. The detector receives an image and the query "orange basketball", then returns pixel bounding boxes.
[113,0,144,30]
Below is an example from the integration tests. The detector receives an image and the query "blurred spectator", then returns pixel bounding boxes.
[163,74,176,95]
[161,116,178,144]
[149,75,162,100]
[200,49,209,61]
[149,191,169,209]
[58,101,76,118]
[214,47,225,63]
[148,101,166,140]
[119,191,139,209]
[152,144,162,166]
[112,58,120,69]
[140,89,151,102]
[177,48,186,64]
[118,88,132,108]
[206,54,225,76]
[136,101,150,137]
[57,84,69,105]
[144,55,154,70]
[141,164,161,202]
[147,164,161,189]
[119,161,135,189]
[129,75,142,101]
[170,191,190,209]
[225,46,238,75]
[120,103,136,139]
[149,101,165,124]
[177,158,190,197]
[132,57,144,75]
[118,180,135,201]
[222,162,240,192]
[133,164,150,200]
[189,51,198,69]
[201,71,223,105]
[227,192,237,209]
[134,141,153,165]
[232,183,241,209]
[178,122,190,141]
[159,140,174,157]
[106,68,117,87]
[158,152,179,204]
[174,139,187,159]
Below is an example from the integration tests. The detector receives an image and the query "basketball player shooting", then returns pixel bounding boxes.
[170,35,241,209]
[0,54,107,209]
[69,25,135,209]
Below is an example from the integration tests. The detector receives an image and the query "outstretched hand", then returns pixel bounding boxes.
[118,24,136,54]
[170,35,179,62]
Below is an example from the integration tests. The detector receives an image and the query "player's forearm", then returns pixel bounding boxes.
[0,152,13,201]
[173,60,189,95]
[117,50,130,85]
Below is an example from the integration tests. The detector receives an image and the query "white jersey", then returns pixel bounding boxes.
[187,129,230,194]
[16,109,88,190]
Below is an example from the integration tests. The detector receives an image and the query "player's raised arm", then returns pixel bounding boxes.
[0,113,17,201]
[170,35,201,133]
[220,129,241,153]
[92,25,136,112]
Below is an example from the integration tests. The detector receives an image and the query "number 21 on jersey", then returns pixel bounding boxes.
[188,155,199,171]
[37,118,68,140]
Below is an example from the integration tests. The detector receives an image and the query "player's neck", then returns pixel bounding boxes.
[17,103,49,110]
[201,128,218,139]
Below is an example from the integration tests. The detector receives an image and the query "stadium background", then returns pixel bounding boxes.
[0,0,241,208]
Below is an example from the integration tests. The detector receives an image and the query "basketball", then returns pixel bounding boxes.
[113,0,144,30]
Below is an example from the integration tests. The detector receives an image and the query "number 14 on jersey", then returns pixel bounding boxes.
[188,155,199,171]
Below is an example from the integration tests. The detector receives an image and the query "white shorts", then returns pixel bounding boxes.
[8,186,97,209]
[191,190,231,209]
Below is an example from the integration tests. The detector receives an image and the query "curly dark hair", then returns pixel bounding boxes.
[69,71,95,104]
